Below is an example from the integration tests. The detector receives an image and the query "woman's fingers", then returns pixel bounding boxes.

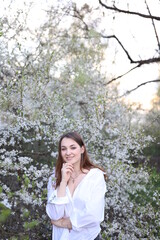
[51,219,54,225]
[51,218,72,230]
[61,163,74,182]
[63,163,74,169]
[62,163,74,173]
[51,219,61,227]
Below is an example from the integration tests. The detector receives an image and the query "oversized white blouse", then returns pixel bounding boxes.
[46,168,106,240]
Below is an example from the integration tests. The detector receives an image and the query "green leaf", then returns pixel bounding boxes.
[23,220,39,230]
[22,209,30,218]
[0,208,11,223]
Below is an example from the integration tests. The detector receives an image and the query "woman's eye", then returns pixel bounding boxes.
[71,147,76,150]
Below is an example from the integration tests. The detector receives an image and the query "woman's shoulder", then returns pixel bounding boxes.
[88,168,106,191]
[89,167,106,178]
[91,167,105,173]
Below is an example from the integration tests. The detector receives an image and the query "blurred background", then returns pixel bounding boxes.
[0,0,160,239]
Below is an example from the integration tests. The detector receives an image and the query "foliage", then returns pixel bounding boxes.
[142,84,160,172]
[0,203,11,223]
[0,1,160,240]
[129,168,160,209]
[1,103,159,239]
[144,84,160,141]
[23,220,40,230]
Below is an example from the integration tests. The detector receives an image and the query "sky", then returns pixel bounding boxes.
[1,0,160,110]
[75,0,160,110]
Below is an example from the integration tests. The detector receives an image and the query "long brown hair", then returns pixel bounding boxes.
[55,131,105,188]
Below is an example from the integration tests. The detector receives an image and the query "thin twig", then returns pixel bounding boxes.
[101,34,134,62]
[120,79,160,97]
[106,64,141,85]
[101,34,160,65]
[99,0,160,21]
[145,0,160,52]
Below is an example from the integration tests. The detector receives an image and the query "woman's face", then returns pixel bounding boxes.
[61,137,84,165]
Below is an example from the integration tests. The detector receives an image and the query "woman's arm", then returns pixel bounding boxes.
[57,180,67,197]
[46,164,74,220]
[51,218,72,230]
[46,172,69,220]
[57,163,73,197]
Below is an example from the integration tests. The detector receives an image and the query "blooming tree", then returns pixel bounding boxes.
[0,1,160,239]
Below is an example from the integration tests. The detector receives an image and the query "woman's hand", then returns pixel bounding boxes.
[51,217,72,230]
[57,163,73,197]
[61,163,74,184]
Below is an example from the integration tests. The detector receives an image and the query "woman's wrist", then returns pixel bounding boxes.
[51,218,72,230]
[57,179,67,197]
[60,179,67,185]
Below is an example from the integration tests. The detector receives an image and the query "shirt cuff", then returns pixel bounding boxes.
[70,212,81,231]
[48,190,69,204]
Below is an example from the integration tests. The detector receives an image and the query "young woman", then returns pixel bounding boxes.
[46,132,106,240]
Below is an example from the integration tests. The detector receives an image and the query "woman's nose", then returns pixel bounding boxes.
[66,149,71,155]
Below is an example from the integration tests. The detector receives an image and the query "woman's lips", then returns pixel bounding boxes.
[66,157,73,160]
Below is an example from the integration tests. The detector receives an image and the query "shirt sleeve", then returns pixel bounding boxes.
[70,170,106,231]
[46,169,69,220]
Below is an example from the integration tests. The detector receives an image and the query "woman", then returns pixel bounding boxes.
[46,132,106,240]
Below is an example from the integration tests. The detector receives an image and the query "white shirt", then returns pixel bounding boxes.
[46,168,106,240]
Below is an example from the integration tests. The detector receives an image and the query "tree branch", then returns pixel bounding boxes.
[71,5,89,31]
[101,34,160,65]
[99,0,160,21]
[101,34,134,62]
[106,64,141,85]
[120,79,160,97]
[145,0,160,52]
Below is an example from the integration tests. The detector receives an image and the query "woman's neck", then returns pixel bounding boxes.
[72,163,81,176]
